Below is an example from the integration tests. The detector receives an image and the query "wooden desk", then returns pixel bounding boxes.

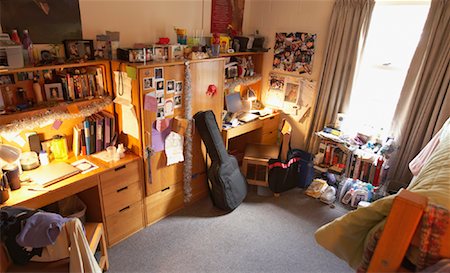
[221,112,280,150]
[0,152,145,247]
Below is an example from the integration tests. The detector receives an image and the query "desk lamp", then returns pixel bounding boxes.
[245,88,257,109]
[0,144,21,165]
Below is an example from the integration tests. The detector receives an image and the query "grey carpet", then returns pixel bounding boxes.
[108,188,353,273]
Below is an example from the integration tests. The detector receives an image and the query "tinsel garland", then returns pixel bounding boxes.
[183,61,193,202]
[0,96,113,136]
[224,74,262,91]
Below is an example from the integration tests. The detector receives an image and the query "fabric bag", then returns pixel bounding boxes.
[268,142,303,193]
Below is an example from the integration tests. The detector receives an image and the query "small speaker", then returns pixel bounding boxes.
[28,134,41,153]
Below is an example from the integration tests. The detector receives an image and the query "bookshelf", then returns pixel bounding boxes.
[314,132,387,186]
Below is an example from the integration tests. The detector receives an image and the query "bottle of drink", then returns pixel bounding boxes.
[10,29,22,45]
[22,30,35,65]
[33,78,43,103]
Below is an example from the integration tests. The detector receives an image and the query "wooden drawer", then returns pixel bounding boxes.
[105,201,144,246]
[144,182,184,226]
[99,161,140,189]
[259,131,278,145]
[102,182,142,217]
[261,114,279,134]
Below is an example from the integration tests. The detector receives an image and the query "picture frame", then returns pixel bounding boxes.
[155,79,164,92]
[175,81,183,94]
[63,39,95,60]
[154,67,164,79]
[44,83,64,101]
[174,95,182,108]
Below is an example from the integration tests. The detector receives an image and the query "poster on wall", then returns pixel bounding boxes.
[211,0,245,34]
[273,32,317,75]
[0,0,82,44]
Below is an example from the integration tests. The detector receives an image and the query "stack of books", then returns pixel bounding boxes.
[56,67,105,101]
[73,111,116,156]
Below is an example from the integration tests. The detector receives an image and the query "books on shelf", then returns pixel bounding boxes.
[75,111,116,156]
[55,66,105,101]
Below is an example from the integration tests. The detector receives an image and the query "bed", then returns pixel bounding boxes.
[315,118,450,272]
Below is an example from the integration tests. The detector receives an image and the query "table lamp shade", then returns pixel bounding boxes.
[0,144,21,164]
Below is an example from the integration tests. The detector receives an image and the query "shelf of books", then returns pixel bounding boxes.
[314,134,388,187]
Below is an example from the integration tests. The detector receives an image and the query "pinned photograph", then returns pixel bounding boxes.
[143,77,153,90]
[164,98,174,116]
[155,79,164,92]
[154,67,164,79]
[175,81,183,94]
[156,91,165,106]
[174,95,182,108]
[167,80,175,93]
[157,106,165,120]
[285,82,300,103]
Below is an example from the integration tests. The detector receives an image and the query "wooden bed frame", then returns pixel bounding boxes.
[368,190,450,272]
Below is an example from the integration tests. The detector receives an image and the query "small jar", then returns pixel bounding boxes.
[39,151,49,166]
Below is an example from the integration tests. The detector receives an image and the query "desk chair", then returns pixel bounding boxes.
[367,190,450,272]
[0,221,109,273]
[241,119,292,195]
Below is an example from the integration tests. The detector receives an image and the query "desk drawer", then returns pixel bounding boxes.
[102,182,142,217]
[144,183,184,226]
[105,201,144,246]
[262,115,279,134]
[260,131,278,145]
[99,161,140,188]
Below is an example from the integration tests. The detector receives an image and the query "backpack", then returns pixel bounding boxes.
[0,206,43,265]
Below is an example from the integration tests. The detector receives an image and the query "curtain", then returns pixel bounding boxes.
[306,0,375,153]
[387,0,450,191]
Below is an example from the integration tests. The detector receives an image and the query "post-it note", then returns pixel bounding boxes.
[126,65,137,80]
[53,119,63,130]
[144,92,157,112]
[67,104,80,114]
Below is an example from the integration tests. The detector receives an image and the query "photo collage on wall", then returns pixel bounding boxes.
[143,67,183,120]
[273,32,317,74]
[267,73,316,119]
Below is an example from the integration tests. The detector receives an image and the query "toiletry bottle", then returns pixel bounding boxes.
[10,29,22,45]
[33,78,43,103]
[22,30,35,65]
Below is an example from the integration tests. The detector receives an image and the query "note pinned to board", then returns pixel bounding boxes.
[126,65,137,80]
[151,118,172,152]
[52,119,63,130]
[113,71,133,104]
[121,104,140,139]
[172,117,188,136]
[144,92,157,112]
[165,131,184,166]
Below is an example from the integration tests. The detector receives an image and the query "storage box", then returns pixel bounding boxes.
[0,34,24,69]
[241,144,279,187]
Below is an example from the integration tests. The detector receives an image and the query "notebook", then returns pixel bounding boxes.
[28,162,81,187]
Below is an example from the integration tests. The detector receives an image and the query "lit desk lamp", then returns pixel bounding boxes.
[245,88,257,109]
[0,144,21,203]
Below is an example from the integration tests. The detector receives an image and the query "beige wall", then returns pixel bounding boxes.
[80,0,334,149]
[244,0,334,149]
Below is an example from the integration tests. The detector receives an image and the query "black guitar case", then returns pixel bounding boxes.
[193,110,247,211]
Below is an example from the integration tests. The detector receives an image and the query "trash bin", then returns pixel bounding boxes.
[58,195,87,224]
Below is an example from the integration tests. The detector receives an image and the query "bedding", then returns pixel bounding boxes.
[315,118,450,269]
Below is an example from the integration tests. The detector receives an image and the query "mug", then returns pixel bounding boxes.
[0,170,10,203]
[3,163,20,190]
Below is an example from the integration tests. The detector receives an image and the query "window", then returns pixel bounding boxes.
[342,1,430,139]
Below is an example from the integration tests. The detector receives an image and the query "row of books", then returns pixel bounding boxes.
[316,140,388,186]
[56,67,105,101]
[73,111,116,156]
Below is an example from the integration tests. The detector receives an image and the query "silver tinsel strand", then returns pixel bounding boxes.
[183,61,193,202]
[0,96,113,136]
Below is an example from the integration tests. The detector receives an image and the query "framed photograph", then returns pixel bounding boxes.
[0,74,14,85]
[44,83,64,101]
[63,39,95,60]
[155,79,164,92]
[227,66,238,78]
[175,81,183,94]
[167,80,175,93]
[143,77,153,90]
[174,95,182,108]
[154,67,164,79]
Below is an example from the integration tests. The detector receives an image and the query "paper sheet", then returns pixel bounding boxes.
[165,131,184,165]
[121,104,140,139]
[113,71,133,104]
[71,159,99,174]
[144,92,157,112]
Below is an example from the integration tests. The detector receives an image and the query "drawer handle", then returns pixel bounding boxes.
[114,165,126,172]
[119,206,130,213]
[117,186,128,193]
[161,187,170,192]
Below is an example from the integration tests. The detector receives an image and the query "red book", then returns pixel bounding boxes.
[373,157,384,186]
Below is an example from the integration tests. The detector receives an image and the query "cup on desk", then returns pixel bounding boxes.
[0,170,10,203]
[2,163,20,190]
